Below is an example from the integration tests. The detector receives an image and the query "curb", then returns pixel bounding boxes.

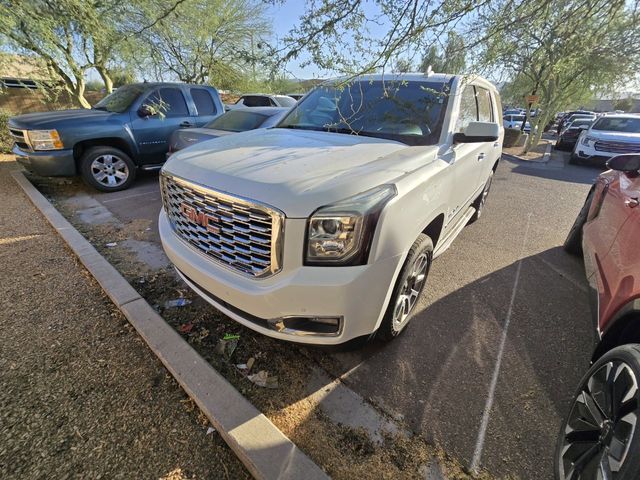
[502,142,553,165]
[11,171,329,480]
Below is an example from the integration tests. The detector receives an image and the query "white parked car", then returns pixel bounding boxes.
[571,114,640,165]
[503,114,531,133]
[226,94,297,110]
[159,74,503,345]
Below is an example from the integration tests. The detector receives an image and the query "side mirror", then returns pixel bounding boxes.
[138,105,155,117]
[606,154,640,174]
[454,121,500,144]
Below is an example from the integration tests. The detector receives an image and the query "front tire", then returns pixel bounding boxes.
[80,146,136,192]
[555,344,640,480]
[378,234,433,341]
[563,189,594,256]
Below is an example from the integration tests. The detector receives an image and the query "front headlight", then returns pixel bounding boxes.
[305,184,397,266]
[28,130,64,150]
[581,135,596,147]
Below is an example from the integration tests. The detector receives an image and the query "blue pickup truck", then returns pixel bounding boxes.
[9,82,223,191]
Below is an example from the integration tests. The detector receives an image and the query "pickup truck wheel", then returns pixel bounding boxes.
[80,146,136,192]
[554,344,640,480]
[378,234,433,341]
[469,170,494,223]
[563,188,594,256]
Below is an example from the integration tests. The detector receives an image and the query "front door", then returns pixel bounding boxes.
[130,86,193,164]
[449,84,486,226]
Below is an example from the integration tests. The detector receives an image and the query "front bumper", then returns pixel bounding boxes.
[159,210,403,345]
[13,144,76,176]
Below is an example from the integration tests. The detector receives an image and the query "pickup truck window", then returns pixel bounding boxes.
[93,84,147,113]
[143,88,189,117]
[191,88,217,116]
[277,80,450,146]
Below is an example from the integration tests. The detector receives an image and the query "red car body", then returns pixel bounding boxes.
[582,164,640,359]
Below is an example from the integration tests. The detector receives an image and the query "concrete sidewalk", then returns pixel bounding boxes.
[0,156,250,479]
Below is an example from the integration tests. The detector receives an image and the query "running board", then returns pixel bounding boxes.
[140,164,164,171]
[433,206,476,259]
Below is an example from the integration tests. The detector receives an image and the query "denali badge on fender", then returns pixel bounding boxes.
[179,203,221,234]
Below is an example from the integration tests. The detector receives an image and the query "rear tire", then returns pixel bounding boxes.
[563,189,594,256]
[469,170,494,224]
[378,234,433,341]
[554,344,640,480]
[80,146,136,192]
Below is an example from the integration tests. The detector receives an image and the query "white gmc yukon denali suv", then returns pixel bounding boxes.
[159,74,504,345]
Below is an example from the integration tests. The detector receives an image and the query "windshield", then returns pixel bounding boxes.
[592,117,640,133]
[568,119,592,128]
[277,79,451,146]
[205,110,268,132]
[93,84,147,113]
[511,115,526,121]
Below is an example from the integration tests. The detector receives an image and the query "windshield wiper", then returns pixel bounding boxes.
[278,125,325,132]
[326,127,385,140]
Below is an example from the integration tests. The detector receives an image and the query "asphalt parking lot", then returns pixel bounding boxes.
[38,148,602,479]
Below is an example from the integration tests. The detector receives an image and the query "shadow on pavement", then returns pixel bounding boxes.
[309,247,594,479]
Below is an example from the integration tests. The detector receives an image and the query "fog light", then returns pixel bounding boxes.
[268,316,342,336]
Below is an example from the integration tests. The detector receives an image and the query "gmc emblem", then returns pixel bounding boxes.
[179,203,221,234]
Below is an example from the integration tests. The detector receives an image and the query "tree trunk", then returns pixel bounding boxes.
[96,66,114,94]
[73,78,91,109]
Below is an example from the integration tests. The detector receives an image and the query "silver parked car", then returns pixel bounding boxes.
[167,107,289,156]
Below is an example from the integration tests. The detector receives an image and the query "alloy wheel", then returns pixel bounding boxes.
[392,252,429,330]
[90,154,129,188]
[558,360,638,479]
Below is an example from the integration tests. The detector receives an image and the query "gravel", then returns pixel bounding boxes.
[0,157,250,480]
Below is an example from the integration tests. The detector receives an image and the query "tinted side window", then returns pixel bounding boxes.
[476,87,493,122]
[143,88,189,117]
[191,88,217,116]
[242,95,272,107]
[455,85,478,132]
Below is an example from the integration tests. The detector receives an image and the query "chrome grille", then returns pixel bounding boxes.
[9,128,31,151]
[594,140,640,154]
[160,173,284,278]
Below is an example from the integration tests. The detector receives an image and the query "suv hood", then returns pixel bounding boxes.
[587,130,640,142]
[163,128,438,217]
[9,108,116,130]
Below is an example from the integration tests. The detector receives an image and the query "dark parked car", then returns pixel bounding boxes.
[9,82,223,191]
[556,110,595,135]
[558,153,640,480]
[555,118,594,150]
[167,107,288,155]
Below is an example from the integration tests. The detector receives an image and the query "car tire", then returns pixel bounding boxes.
[80,146,136,192]
[563,188,594,256]
[469,170,494,224]
[554,344,640,480]
[377,234,433,341]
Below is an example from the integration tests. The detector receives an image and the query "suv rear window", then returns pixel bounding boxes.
[239,95,272,107]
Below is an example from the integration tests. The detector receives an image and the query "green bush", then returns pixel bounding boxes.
[0,110,12,154]
[503,127,522,147]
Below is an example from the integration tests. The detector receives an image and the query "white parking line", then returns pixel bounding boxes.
[470,213,532,473]
[100,190,159,204]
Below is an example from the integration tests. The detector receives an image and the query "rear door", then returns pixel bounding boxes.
[130,86,193,164]
[189,87,222,127]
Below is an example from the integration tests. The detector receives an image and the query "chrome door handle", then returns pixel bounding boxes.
[493,142,500,147]
[477,153,486,161]
[625,197,639,208]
